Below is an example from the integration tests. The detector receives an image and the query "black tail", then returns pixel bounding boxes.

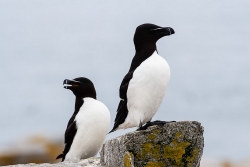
[56,154,64,161]
[109,100,128,133]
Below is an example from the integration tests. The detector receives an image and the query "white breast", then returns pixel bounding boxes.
[65,98,110,161]
[118,51,170,129]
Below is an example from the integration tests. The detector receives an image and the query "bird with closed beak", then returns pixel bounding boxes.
[109,23,175,133]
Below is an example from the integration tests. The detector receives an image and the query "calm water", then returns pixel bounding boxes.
[0,0,250,160]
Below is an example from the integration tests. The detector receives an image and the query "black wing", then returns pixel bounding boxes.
[109,99,128,133]
[109,71,134,133]
[109,51,153,133]
[56,98,83,161]
[119,71,134,100]
[56,119,77,161]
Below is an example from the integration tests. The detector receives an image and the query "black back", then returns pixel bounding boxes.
[109,23,174,133]
[57,77,96,161]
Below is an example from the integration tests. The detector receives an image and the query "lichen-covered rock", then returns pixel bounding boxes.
[100,121,204,167]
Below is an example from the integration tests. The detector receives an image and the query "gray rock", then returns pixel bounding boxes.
[5,121,204,167]
[100,121,204,167]
[4,157,104,167]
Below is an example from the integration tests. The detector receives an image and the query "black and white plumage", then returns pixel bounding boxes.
[57,77,110,161]
[109,23,175,133]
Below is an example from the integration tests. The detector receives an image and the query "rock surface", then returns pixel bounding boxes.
[100,121,204,167]
[4,157,103,167]
[4,121,204,167]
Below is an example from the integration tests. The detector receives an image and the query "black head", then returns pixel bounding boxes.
[133,23,175,49]
[63,77,96,99]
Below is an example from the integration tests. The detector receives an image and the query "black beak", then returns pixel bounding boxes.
[163,27,175,35]
[63,79,81,89]
[151,27,175,36]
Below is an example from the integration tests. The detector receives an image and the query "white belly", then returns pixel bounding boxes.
[119,51,170,129]
[65,98,110,161]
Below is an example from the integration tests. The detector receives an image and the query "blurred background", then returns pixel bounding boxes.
[0,0,249,166]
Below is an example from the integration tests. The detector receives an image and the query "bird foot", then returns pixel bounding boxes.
[136,120,176,131]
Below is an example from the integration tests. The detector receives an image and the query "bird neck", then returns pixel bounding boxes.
[135,43,157,54]
[129,43,157,72]
[74,97,84,114]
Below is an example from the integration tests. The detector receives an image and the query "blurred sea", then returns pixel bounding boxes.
[0,0,250,165]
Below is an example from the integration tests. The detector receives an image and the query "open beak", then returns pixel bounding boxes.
[63,79,81,89]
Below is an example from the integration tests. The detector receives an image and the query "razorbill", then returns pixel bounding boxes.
[109,23,175,133]
[56,77,110,161]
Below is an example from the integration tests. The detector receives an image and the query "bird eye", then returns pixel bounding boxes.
[71,84,79,87]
